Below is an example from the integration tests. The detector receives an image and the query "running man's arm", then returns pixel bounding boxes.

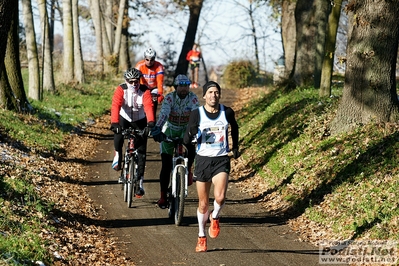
[225,107,239,149]
[183,108,200,145]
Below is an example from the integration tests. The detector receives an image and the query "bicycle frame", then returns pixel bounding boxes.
[171,143,189,198]
[120,128,142,208]
[165,136,189,226]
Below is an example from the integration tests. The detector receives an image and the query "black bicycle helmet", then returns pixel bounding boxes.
[124,68,142,80]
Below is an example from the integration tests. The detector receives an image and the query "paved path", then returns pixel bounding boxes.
[85,86,340,265]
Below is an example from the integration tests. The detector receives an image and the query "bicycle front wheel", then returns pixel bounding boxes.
[122,159,128,202]
[127,157,135,208]
[174,166,186,226]
[167,185,174,219]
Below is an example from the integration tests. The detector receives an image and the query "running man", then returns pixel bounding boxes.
[183,81,240,252]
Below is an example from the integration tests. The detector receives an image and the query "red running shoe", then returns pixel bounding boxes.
[195,237,207,252]
[209,211,220,238]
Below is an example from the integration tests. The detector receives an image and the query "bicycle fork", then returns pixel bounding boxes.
[171,156,189,198]
[126,138,138,183]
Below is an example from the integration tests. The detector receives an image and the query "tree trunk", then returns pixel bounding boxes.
[105,0,114,50]
[281,0,296,82]
[118,0,130,71]
[119,29,129,71]
[0,0,13,109]
[72,0,85,83]
[63,0,74,83]
[37,0,56,92]
[22,0,41,100]
[49,0,55,53]
[4,1,31,112]
[0,0,13,72]
[248,2,260,73]
[293,0,315,86]
[174,0,204,77]
[88,0,104,73]
[319,0,343,97]
[113,0,126,56]
[0,65,14,110]
[101,9,112,73]
[313,0,329,88]
[331,1,399,134]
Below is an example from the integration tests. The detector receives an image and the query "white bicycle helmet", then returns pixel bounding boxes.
[144,48,156,59]
[124,68,141,80]
[173,74,191,86]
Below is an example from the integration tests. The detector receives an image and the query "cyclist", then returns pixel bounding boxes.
[186,43,201,89]
[151,74,200,209]
[183,81,240,252]
[135,48,165,115]
[110,68,155,197]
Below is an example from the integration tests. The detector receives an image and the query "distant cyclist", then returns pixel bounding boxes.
[186,43,201,89]
[135,48,165,115]
[110,68,155,197]
[151,74,200,209]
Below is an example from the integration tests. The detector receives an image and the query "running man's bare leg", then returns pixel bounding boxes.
[196,181,212,214]
[196,181,212,236]
[212,172,229,207]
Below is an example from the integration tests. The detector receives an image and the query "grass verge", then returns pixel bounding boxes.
[236,84,399,244]
[0,74,115,264]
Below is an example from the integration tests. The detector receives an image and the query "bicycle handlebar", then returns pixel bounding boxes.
[121,128,146,138]
[163,136,183,144]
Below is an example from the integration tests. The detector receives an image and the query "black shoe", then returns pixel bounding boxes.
[135,188,145,198]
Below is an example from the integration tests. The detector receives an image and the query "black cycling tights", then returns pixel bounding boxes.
[159,144,195,193]
[114,117,148,177]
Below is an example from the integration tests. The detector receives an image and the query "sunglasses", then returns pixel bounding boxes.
[127,79,139,85]
[145,58,155,62]
[177,81,191,86]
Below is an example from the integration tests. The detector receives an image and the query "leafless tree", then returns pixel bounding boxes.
[37,0,56,92]
[62,0,74,82]
[174,0,204,77]
[72,0,85,83]
[22,0,41,100]
[319,0,343,97]
[0,1,31,112]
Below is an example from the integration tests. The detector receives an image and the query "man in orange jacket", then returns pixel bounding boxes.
[135,48,165,115]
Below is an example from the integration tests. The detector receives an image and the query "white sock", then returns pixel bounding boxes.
[197,209,209,237]
[213,200,224,219]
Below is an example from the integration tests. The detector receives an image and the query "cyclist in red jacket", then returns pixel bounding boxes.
[110,68,155,197]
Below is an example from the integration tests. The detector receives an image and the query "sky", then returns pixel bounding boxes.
[26,0,283,73]
[133,0,283,72]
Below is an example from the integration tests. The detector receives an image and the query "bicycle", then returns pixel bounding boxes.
[119,127,145,208]
[163,136,189,226]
